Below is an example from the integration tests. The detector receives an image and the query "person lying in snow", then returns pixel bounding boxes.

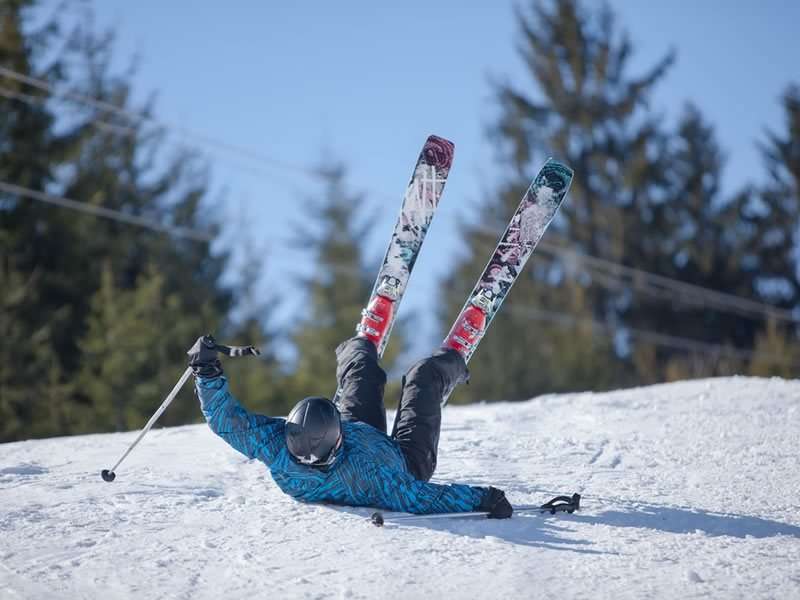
[189,314,513,518]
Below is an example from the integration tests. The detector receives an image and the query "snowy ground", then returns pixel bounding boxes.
[1,376,799,599]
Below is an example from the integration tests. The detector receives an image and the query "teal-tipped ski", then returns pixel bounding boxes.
[442,159,573,403]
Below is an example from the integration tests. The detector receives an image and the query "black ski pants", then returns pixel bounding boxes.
[334,337,468,482]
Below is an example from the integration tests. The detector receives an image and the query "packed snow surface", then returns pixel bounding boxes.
[1,377,799,599]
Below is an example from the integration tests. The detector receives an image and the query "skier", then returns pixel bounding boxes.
[188,307,513,518]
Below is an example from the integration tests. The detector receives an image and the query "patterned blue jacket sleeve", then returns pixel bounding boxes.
[371,464,486,514]
[195,376,284,465]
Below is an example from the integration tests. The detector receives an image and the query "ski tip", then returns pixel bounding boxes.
[426,134,454,149]
[423,135,455,169]
[370,512,385,527]
[542,157,574,178]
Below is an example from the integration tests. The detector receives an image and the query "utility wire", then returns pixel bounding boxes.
[0,66,321,179]
[508,305,790,365]
[3,66,796,332]
[539,237,797,323]
[471,220,797,325]
[3,177,789,365]
[2,70,791,370]
[0,181,214,242]
[0,85,318,196]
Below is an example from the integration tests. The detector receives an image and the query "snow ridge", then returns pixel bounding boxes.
[1,376,799,599]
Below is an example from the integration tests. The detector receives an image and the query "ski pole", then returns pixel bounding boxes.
[101,366,192,482]
[100,342,260,482]
[370,493,580,526]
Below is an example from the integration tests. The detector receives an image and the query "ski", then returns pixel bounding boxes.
[370,493,580,527]
[442,158,574,402]
[356,134,455,357]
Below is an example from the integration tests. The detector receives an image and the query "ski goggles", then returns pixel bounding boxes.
[296,433,343,468]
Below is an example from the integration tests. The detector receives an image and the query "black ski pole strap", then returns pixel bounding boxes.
[540,493,581,515]
[214,343,260,358]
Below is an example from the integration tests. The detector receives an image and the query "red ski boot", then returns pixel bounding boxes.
[357,276,401,349]
[443,288,494,358]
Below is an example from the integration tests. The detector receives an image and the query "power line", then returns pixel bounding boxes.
[3,66,796,329]
[4,69,791,369]
[0,181,214,242]
[539,237,797,323]
[471,220,797,325]
[0,85,48,111]
[0,84,321,196]
[0,72,395,207]
[0,66,322,179]
[2,181,788,365]
[507,305,791,365]
[0,67,400,204]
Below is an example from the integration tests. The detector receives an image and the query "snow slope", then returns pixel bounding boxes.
[1,376,799,599]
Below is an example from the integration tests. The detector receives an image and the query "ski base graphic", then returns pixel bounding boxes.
[442,159,574,402]
[359,135,455,357]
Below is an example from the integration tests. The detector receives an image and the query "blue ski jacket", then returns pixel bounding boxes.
[197,376,487,514]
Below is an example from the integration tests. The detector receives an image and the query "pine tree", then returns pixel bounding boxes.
[78,262,164,431]
[444,0,799,398]
[0,1,88,440]
[75,261,218,432]
[745,84,800,377]
[222,241,289,415]
[749,320,799,378]
[287,163,405,405]
[442,0,671,400]
[657,87,799,379]
[758,85,800,312]
[0,4,242,439]
[629,104,740,378]
[0,255,74,440]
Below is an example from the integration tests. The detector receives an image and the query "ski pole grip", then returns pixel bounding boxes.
[214,343,260,357]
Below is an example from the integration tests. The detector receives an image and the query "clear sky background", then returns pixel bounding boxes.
[61,1,800,359]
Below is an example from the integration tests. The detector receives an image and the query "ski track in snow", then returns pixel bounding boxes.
[1,376,799,599]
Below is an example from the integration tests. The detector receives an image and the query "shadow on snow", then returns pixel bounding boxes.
[352,500,800,552]
[573,503,800,540]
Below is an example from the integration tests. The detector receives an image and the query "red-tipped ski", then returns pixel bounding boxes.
[356,135,455,356]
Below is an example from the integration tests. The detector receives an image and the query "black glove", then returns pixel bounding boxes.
[479,486,513,519]
[187,335,223,379]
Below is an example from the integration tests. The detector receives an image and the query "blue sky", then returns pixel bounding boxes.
[76,1,799,359]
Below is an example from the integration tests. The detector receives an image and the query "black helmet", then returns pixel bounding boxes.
[285,397,342,467]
